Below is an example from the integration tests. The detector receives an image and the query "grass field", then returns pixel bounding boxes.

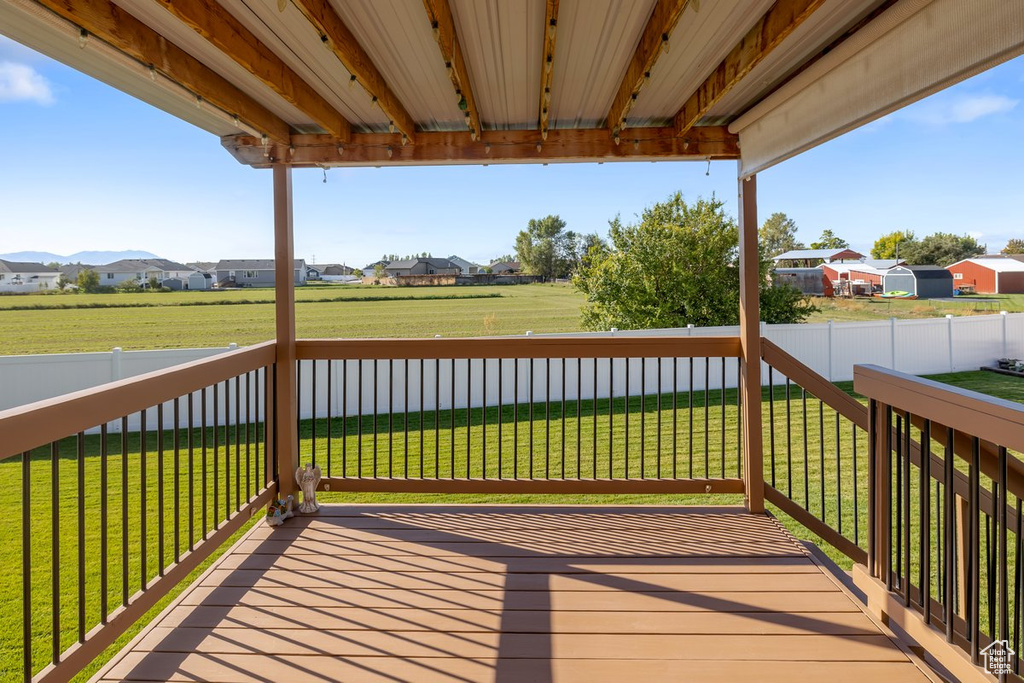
[2,369,1021,680]
[2,283,1021,356]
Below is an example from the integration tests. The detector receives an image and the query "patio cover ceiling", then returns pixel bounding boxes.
[1,0,1021,171]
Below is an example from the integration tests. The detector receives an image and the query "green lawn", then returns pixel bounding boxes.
[3,369,1020,680]
[0,284,586,355]
[2,284,1021,356]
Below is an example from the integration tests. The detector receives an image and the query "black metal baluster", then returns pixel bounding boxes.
[451,358,456,478]
[944,427,955,642]
[802,388,809,507]
[77,432,86,642]
[188,393,194,550]
[971,436,981,662]
[498,358,503,478]
[212,384,219,529]
[326,361,331,477]
[545,358,551,478]
[561,359,566,479]
[101,425,108,622]
[420,359,425,478]
[903,414,911,606]
[1015,497,1022,674]
[140,410,148,589]
[768,367,776,487]
[373,358,379,477]
[657,357,662,479]
[852,423,859,546]
[342,360,348,476]
[530,359,535,479]
[51,440,60,661]
[235,375,241,510]
[514,358,519,479]
[672,357,678,479]
[223,381,230,520]
[999,446,1009,659]
[121,416,129,604]
[819,400,825,520]
[311,360,317,467]
[704,358,709,476]
[435,358,440,478]
[358,360,363,477]
[405,359,410,478]
[467,358,472,479]
[921,419,931,623]
[593,357,598,478]
[785,379,792,497]
[609,358,614,479]
[174,399,180,562]
[577,358,582,479]
[894,414,902,593]
[625,358,630,478]
[22,450,31,683]
[483,358,488,478]
[689,358,694,478]
[720,358,726,477]
[155,405,165,578]
[640,357,645,478]
[388,359,394,478]
[296,360,302,448]
[736,357,742,477]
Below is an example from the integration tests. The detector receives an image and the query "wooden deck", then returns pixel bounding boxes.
[94,505,937,682]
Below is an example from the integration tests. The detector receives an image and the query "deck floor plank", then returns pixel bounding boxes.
[92,505,933,682]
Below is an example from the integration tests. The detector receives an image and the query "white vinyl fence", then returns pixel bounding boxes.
[1,314,1021,431]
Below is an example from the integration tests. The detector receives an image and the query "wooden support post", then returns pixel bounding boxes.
[273,165,297,496]
[738,167,764,513]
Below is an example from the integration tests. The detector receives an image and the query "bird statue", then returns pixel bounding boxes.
[295,463,322,513]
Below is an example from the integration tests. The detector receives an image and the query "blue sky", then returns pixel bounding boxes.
[1,35,1021,268]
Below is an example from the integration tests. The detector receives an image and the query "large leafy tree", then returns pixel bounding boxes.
[1003,239,1024,255]
[903,232,985,266]
[871,231,916,260]
[809,229,849,250]
[758,212,803,257]
[573,193,815,330]
[514,215,601,278]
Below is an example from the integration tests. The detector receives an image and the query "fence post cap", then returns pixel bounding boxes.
[945,314,954,319]
[1002,310,1009,315]
[434,334,442,338]
[112,347,122,352]
[525,331,533,336]
[228,342,238,349]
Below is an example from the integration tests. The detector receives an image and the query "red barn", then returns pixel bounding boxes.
[947,258,1024,294]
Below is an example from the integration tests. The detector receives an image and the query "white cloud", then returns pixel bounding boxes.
[0,61,55,105]
[904,94,1018,125]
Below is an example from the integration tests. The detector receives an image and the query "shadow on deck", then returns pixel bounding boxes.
[94,505,936,682]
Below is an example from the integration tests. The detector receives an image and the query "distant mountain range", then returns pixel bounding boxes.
[0,250,160,265]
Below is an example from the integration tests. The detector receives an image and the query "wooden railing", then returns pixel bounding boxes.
[855,364,1024,682]
[0,342,278,683]
[294,336,746,494]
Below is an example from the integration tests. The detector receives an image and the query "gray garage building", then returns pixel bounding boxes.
[882,265,954,298]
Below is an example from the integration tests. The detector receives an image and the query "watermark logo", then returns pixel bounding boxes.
[981,640,1015,676]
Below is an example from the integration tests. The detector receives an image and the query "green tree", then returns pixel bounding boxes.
[76,268,100,293]
[758,212,803,257]
[871,231,916,260]
[373,263,387,281]
[572,193,814,330]
[903,232,985,266]
[46,261,61,270]
[1003,238,1024,254]
[809,229,849,250]
[116,279,143,293]
[351,268,363,277]
[514,215,581,279]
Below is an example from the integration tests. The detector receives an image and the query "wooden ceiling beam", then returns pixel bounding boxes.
[151,0,351,141]
[606,0,689,135]
[34,0,292,143]
[674,0,825,138]
[538,0,559,140]
[422,0,482,140]
[292,0,417,142]
[222,126,738,167]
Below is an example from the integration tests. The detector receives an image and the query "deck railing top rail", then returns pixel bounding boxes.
[296,335,741,360]
[855,363,1024,460]
[0,341,277,460]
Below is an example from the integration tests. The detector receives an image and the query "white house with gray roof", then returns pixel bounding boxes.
[384,258,460,277]
[0,259,60,292]
[215,259,307,287]
[446,255,480,275]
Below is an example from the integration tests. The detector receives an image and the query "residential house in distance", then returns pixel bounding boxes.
[95,258,194,287]
[946,257,1024,294]
[215,259,307,287]
[186,261,218,276]
[773,248,865,268]
[0,259,60,292]
[58,263,96,284]
[447,255,481,275]
[363,260,389,274]
[489,260,522,274]
[385,257,460,277]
